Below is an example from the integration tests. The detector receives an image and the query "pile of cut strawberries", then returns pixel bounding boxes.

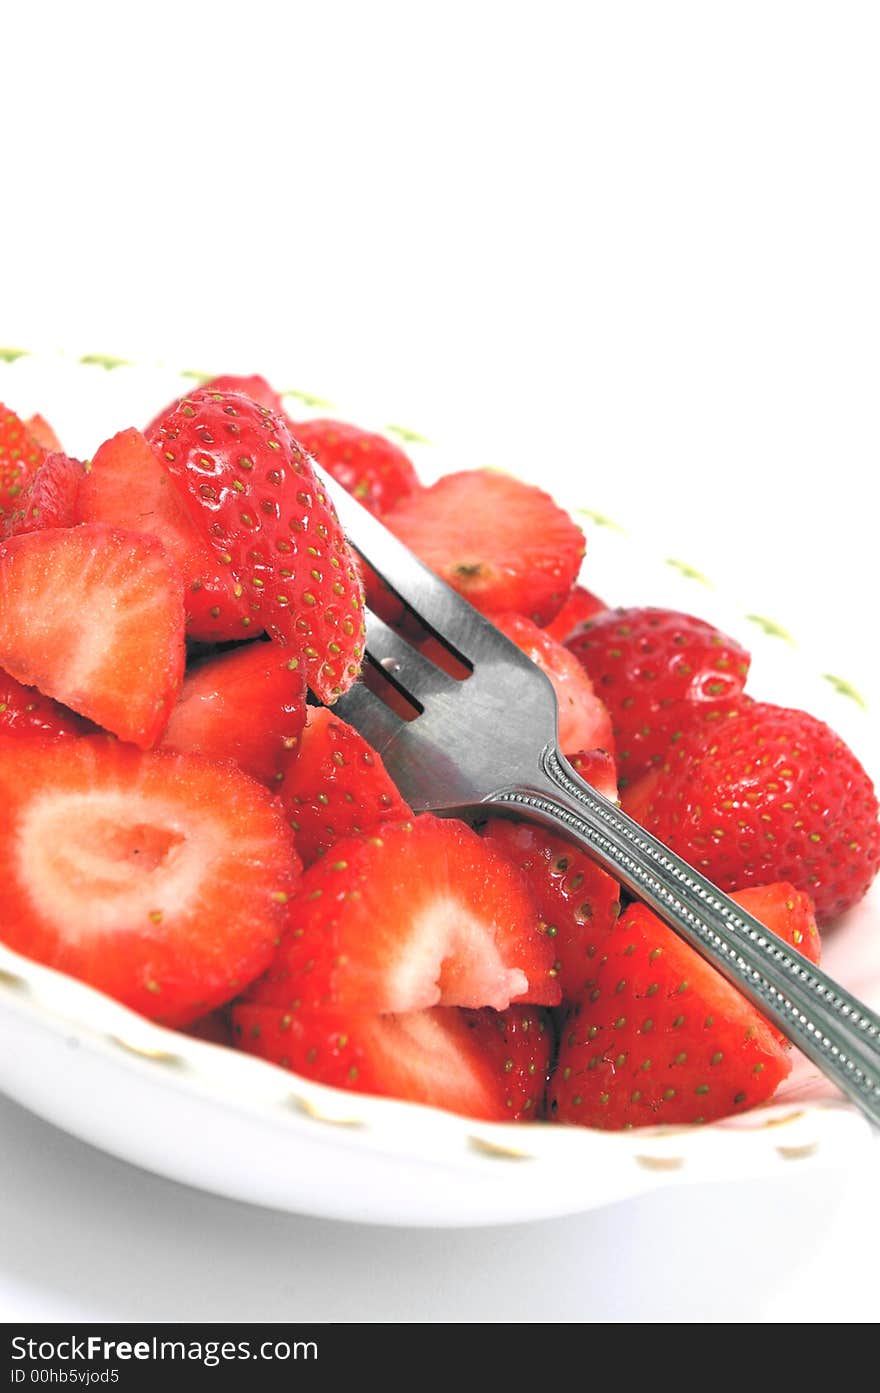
[1,377,877,1130]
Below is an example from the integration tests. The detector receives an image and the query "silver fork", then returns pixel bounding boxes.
[317,469,880,1128]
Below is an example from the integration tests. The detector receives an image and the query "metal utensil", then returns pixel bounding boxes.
[317,468,880,1127]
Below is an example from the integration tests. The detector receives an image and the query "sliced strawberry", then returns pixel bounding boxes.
[565,747,619,798]
[1,668,88,739]
[0,403,45,530]
[492,612,614,755]
[543,585,608,644]
[184,1008,235,1047]
[481,815,621,1004]
[728,883,821,965]
[247,814,560,1014]
[567,606,751,788]
[0,524,186,749]
[0,735,301,1026]
[76,428,252,642]
[291,418,420,518]
[620,700,880,923]
[147,391,366,702]
[277,704,411,864]
[549,892,793,1129]
[3,451,85,537]
[25,414,63,453]
[161,641,308,786]
[384,470,585,625]
[232,1001,551,1121]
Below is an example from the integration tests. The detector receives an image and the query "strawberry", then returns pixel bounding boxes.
[1,668,88,739]
[232,1002,552,1121]
[277,704,411,864]
[184,1008,235,1047]
[246,814,560,1014]
[549,890,794,1129]
[147,391,365,703]
[290,418,420,518]
[481,775,622,1004]
[25,414,63,452]
[733,882,821,965]
[492,612,615,755]
[384,469,585,625]
[161,641,308,786]
[0,735,301,1026]
[76,428,252,641]
[0,524,186,749]
[3,451,84,537]
[0,403,45,530]
[620,700,880,924]
[198,374,287,417]
[565,747,620,796]
[566,606,751,788]
[543,584,608,645]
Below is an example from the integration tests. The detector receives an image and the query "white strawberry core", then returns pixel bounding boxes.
[17,788,221,937]
[389,894,528,1011]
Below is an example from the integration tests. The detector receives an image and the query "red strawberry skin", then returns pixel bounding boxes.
[232,1002,552,1122]
[1,668,88,739]
[384,469,585,625]
[549,893,793,1129]
[199,374,287,417]
[0,403,45,529]
[247,814,560,1015]
[291,418,420,518]
[567,607,751,788]
[3,452,85,538]
[277,704,411,864]
[77,428,252,642]
[481,814,621,1004]
[0,735,301,1026]
[161,641,308,786]
[0,524,186,749]
[492,612,615,756]
[147,391,366,702]
[733,883,821,965]
[620,700,880,924]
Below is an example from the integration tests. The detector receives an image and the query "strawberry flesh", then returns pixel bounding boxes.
[247,814,560,1014]
[291,418,420,518]
[0,523,186,749]
[0,735,302,1026]
[384,469,585,625]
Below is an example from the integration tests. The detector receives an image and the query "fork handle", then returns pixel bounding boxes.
[491,747,880,1127]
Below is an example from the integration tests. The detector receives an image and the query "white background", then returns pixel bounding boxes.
[2,1,878,1323]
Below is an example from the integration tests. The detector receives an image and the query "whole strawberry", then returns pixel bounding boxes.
[147,391,365,703]
[566,606,751,787]
[621,700,880,923]
[291,418,420,518]
[1,404,45,530]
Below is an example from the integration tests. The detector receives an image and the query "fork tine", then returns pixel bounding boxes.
[315,464,515,664]
[363,611,460,705]
[332,680,407,760]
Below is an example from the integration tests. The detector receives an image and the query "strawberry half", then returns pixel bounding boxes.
[0,523,186,749]
[492,612,615,756]
[0,403,45,530]
[147,391,365,702]
[291,418,420,518]
[232,1002,552,1122]
[3,451,85,538]
[1,668,87,739]
[0,735,301,1026]
[549,891,794,1129]
[277,704,411,865]
[481,788,622,1005]
[247,814,560,1014]
[567,606,751,788]
[621,700,880,923]
[77,428,252,641]
[384,469,585,625]
[161,641,308,786]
